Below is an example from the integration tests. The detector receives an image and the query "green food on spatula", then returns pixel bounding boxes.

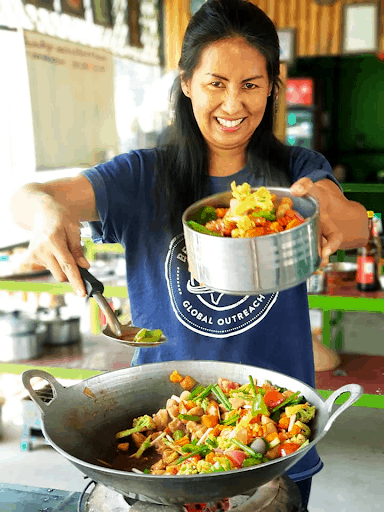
[134,328,163,343]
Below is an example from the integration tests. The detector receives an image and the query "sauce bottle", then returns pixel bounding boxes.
[356,217,381,291]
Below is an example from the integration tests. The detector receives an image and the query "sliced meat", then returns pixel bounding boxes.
[168,418,185,434]
[166,399,179,419]
[152,409,169,431]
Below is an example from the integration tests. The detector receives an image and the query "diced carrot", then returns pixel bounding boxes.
[175,435,190,446]
[180,375,196,391]
[266,432,279,443]
[211,424,224,437]
[244,227,265,238]
[201,414,219,428]
[287,425,301,437]
[170,370,184,383]
[165,466,179,475]
[185,400,197,410]
[286,218,302,230]
[278,417,290,430]
[278,432,288,442]
[215,208,229,218]
[285,208,296,218]
[206,452,216,464]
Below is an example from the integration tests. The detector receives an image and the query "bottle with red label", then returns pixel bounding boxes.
[356,217,381,291]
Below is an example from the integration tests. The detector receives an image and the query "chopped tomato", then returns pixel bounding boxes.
[278,443,301,457]
[263,390,284,409]
[225,450,247,468]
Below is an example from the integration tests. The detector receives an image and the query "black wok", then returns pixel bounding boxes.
[22,361,362,505]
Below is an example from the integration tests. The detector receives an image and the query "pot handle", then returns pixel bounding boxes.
[322,383,363,434]
[22,369,66,415]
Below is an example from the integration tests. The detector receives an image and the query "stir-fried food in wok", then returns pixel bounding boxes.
[113,371,315,475]
[187,182,305,238]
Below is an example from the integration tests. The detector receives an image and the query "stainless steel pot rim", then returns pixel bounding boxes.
[182,188,320,228]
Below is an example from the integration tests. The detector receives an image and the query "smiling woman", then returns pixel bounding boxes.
[11,2,368,510]
[180,37,272,175]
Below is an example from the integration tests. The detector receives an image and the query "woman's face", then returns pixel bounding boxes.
[181,37,272,155]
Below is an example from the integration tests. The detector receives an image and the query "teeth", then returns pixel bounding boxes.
[216,117,244,128]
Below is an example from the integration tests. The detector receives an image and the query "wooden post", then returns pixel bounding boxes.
[274,63,288,143]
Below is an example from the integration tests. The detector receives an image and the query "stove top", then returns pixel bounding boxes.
[0,474,303,512]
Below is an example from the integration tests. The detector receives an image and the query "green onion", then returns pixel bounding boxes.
[178,414,201,422]
[186,221,222,237]
[251,210,275,221]
[194,384,214,401]
[270,391,301,413]
[249,375,257,397]
[188,385,205,400]
[212,384,232,410]
[175,450,201,465]
[232,439,263,458]
[143,468,150,474]
[220,413,240,426]
[173,430,184,441]
[181,444,196,453]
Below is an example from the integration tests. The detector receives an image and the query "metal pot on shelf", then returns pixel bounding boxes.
[37,307,81,346]
[0,310,47,362]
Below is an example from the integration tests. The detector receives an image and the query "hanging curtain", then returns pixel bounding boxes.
[24,30,118,170]
[61,0,85,19]
[91,0,113,27]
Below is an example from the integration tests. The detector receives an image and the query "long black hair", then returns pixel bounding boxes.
[155,0,291,232]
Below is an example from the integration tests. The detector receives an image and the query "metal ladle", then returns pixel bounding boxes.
[78,266,167,348]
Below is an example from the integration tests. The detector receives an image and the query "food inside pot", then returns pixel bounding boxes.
[107,370,315,475]
[187,182,305,238]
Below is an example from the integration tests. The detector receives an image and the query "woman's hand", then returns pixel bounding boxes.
[290,177,344,268]
[24,196,90,296]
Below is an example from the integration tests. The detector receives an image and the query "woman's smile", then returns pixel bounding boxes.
[215,117,246,131]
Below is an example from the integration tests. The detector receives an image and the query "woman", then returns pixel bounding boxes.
[12,0,368,508]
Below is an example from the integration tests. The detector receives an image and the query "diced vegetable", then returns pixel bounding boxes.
[170,370,184,383]
[212,384,232,410]
[252,394,269,416]
[186,221,223,237]
[173,430,185,441]
[180,375,196,391]
[271,391,301,413]
[134,328,163,343]
[190,206,217,225]
[115,415,155,439]
[178,414,202,422]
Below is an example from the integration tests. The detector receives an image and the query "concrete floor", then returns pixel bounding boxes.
[0,390,383,512]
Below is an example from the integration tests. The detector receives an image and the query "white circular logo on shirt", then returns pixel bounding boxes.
[165,234,278,337]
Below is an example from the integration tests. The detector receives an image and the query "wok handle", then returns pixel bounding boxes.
[22,369,66,415]
[322,383,363,434]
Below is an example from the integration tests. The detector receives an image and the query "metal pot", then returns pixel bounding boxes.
[22,361,362,505]
[1,323,46,362]
[0,310,38,336]
[37,308,80,346]
[182,187,320,295]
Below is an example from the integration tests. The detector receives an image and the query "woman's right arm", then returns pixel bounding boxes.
[11,175,99,297]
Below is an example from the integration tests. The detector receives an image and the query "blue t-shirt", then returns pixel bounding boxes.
[82,146,340,482]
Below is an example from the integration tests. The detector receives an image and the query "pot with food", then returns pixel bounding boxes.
[182,183,320,295]
[22,360,361,505]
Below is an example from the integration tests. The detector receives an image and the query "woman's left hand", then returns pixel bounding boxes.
[290,177,344,268]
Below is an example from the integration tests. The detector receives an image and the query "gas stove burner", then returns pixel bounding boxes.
[81,475,303,512]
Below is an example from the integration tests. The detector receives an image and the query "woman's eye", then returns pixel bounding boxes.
[243,83,257,90]
[210,81,223,88]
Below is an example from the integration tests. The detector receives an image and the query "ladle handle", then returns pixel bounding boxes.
[78,266,104,297]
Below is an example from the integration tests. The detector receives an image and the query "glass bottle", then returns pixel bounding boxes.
[356,217,381,291]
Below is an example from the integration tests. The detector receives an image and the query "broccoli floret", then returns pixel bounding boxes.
[131,436,151,459]
[195,397,210,411]
[115,415,156,439]
[296,405,316,424]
